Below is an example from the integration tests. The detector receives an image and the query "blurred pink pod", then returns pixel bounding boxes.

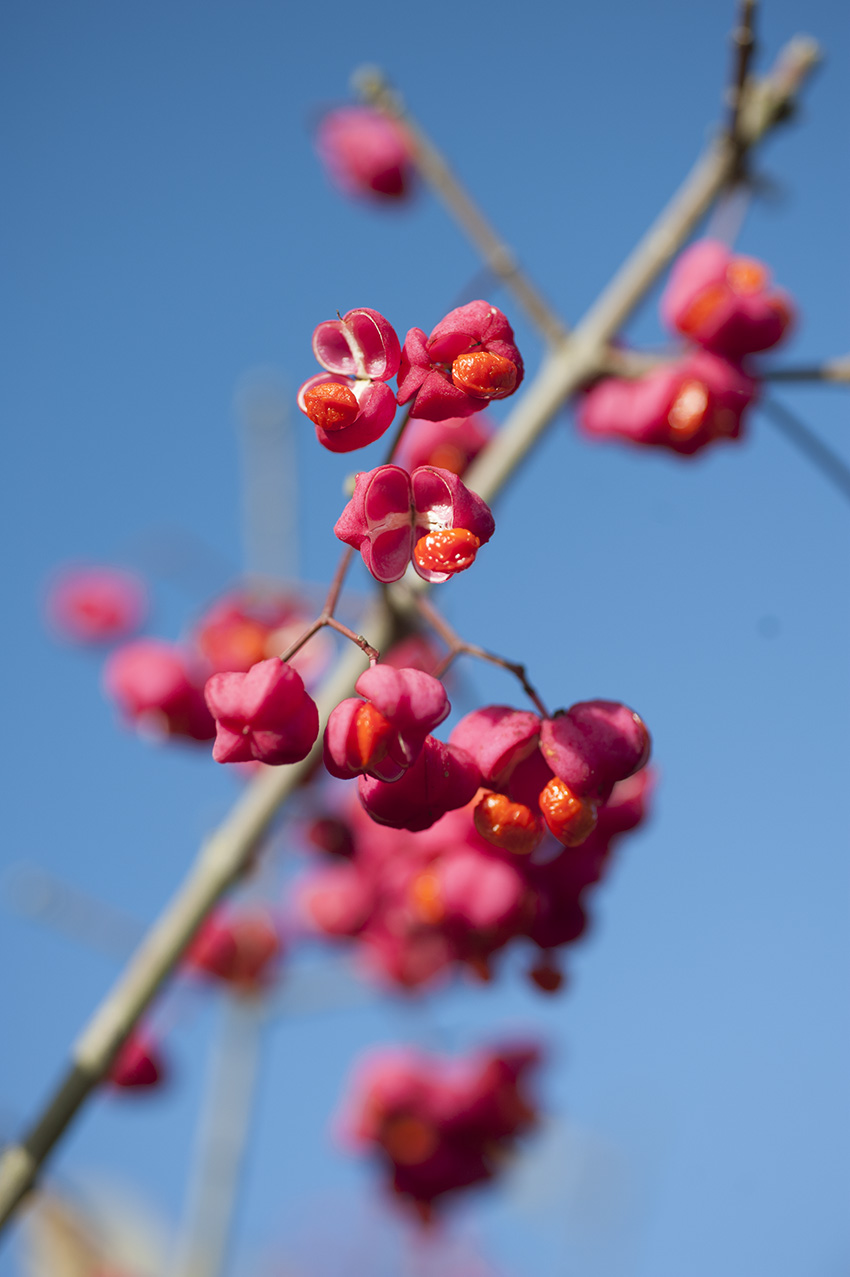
[45,566,147,645]
[661,239,795,357]
[579,349,757,455]
[324,665,450,782]
[397,301,524,422]
[192,589,331,686]
[382,632,445,676]
[334,464,495,584]
[393,413,495,476]
[432,847,527,932]
[186,907,282,990]
[358,736,481,832]
[103,639,215,742]
[298,307,401,452]
[204,657,319,765]
[109,1032,165,1090]
[316,105,413,200]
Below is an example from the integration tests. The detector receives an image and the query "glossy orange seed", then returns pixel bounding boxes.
[303,381,359,432]
[413,528,481,575]
[451,350,518,400]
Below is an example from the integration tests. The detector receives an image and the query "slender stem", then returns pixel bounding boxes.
[278,548,366,665]
[760,397,850,503]
[278,617,324,665]
[326,616,379,663]
[0,37,818,1234]
[353,68,569,349]
[381,405,412,465]
[727,0,758,165]
[322,546,354,615]
[415,595,551,718]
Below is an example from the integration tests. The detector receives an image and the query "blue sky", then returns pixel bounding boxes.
[1,2,848,1275]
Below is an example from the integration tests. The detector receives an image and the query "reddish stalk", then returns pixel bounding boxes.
[414,594,551,719]
[277,547,378,666]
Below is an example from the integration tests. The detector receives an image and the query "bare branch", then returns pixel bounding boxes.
[353,66,568,349]
[602,349,850,384]
[0,35,818,1234]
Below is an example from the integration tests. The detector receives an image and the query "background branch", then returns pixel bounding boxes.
[353,66,569,348]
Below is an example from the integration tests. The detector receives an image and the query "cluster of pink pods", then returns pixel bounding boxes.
[580,239,795,455]
[339,1042,540,1217]
[300,765,652,991]
[297,300,522,455]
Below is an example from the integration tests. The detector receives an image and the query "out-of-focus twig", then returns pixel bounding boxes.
[2,864,144,963]
[763,356,850,384]
[353,66,569,349]
[171,995,265,1277]
[0,33,819,1235]
[602,349,850,383]
[760,397,850,503]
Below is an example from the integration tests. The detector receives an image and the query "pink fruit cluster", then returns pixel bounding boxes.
[580,240,795,455]
[339,1042,540,1217]
[452,700,651,854]
[98,585,327,761]
[45,566,148,645]
[297,301,522,454]
[300,768,652,991]
[321,664,487,832]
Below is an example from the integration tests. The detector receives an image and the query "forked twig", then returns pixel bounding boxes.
[278,547,380,666]
[413,594,551,719]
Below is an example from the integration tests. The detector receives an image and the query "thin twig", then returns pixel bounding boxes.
[763,357,850,384]
[760,397,850,503]
[277,547,377,665]
[0,37,818,1234]
[414,594,551,718]
[727,0,758,170]
[381,405,412,465]
[353,67,568,349]
[325,616,379,663]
